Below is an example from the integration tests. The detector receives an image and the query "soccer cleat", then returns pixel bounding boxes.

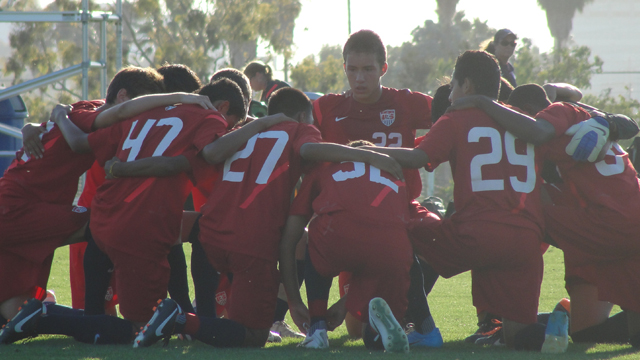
[368,297,409,353]
[298,329,329,349]
[474,327,505,346]
[405,324,443,348]
[270,320,305,338]
[0,299,45,345]
[541,310,569,353]
[267,331,282,343]
[465,317,502,343]
[133,299,181,348]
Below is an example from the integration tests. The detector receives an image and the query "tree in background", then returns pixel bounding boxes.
[2,0,301,122]
[537,0,594,54]
[290,45,346,94]
[383,10,494,93]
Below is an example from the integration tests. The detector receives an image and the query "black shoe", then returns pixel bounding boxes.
[465,316,502,343]
[475,327,505,346]
[133,299,182,348]
[0,299,45,344]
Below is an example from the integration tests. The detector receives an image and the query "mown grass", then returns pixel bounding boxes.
[0,245,636,360]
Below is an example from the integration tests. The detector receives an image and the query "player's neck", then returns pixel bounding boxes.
[353,86,384,105]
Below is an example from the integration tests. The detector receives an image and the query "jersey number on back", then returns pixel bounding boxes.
[595,143,625,176]
[122,118,183,161]
[223,130,289,184]
[468,127,536,193]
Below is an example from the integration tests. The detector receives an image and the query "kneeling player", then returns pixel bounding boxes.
[132,88,404,349]
[280,140,416,352]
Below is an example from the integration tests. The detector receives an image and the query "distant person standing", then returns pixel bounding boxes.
[243,61,291,102]
[485,29,518,87]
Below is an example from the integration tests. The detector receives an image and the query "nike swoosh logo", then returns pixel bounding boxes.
[155,309,178,337]
[14,309,41,332]
[594,128,607,136]
[335,116,348,122]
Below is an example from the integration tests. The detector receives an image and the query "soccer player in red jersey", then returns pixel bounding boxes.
[0,66,171,325]
[280,140,416,352]
[312,29,439,343]
[465,83,640,350]
[365,51,549,349]
[132,87,404,349]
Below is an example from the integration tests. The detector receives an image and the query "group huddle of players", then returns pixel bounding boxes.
[0,29,639,354]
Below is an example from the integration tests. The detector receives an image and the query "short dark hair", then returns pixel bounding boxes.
[342,30,386,67]
[267,88,312,119]
[453,51,501,100]
[211,68,252,104]
[157,63,202,93]
[507,84,551,115]
[347,140,375,148]
[243,61,273,81]
[431,84,452,123]
[197,79,246,118]
[105,66,164,104]
[498,78,514,102]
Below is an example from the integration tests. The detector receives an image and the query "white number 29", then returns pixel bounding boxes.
[468,127,536,193]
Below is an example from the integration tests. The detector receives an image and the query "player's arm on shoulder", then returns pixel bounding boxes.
[93,93,216,130]
[279,214,310,333]
[21,123,46,159]
[201,113,294,164]
[105,155,190,180]
[50,104,92,153]
[299,142,404,180]
[360,146,430,169]
[450,95,555,145]
[543,83,582,102]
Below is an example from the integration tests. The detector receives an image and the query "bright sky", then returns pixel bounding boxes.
[287,0,554,65]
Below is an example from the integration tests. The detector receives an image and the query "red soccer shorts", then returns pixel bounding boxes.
[0,200,88,303]
[308,212,413,323]
[411,218,543,324]
[200,241,280,330]
[545,203,640,313]
[96,243,170,324]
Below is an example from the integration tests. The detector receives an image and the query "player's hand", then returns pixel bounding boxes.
[326,296,348,331]
[179,94,217,110]
[564,116,610,162]
[288,302,310,335]
[49,104,73,124]
[21,123,46,159]
[104,156,121,180]
[367,152,404,181]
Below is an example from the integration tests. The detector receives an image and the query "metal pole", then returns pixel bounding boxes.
[101,15,107,98]
[347,0,351,34]
[116,0,123,70]
[82,0,89,99]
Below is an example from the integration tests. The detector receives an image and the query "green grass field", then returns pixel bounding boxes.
[0,245,637,360]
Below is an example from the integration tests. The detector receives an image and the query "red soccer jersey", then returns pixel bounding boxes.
[0,100,103,205]
[290,162,410,225]
[417,108,544,233]
[197,122,323,262]
[87,104,229,260]
[537,103,640,218]
[313,87,432,199]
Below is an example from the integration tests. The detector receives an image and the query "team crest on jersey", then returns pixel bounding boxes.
[216,291,227,305]
[72,206,88,213]
[380,110,395,126]
[165,105,177,111]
